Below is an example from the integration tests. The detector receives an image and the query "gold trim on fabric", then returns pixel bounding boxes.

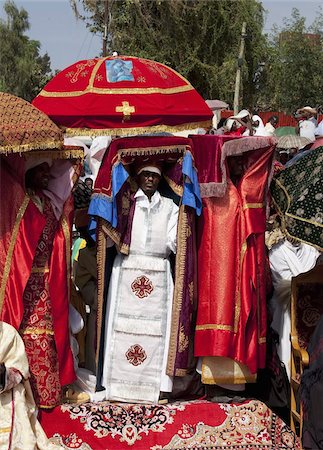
[31,267,49,273]
[286,212,323,228]
[0,141,63,155]
[202,374,257,384]
[61,216,71,303]
[96,221,106,364]
[195,324,234,331]
[175,368,187,377]
[166,206,187,376]
[39,403,60,409]
[0,427,11,434]
[63,121,212,137]
[39,84,194,98]
[118,145,187,157]
[21,327,54,335]
[25,148,84,160]
[0,195,30,314]
[242,202,264,210]
[101,222,130,255]
[234,241,247,333]
[164,175,183,197]
[258,337,266,344]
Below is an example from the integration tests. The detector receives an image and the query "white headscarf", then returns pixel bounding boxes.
[252,115,270,136]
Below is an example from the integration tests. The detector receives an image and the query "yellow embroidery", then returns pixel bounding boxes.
[243,202,264,210]
[178,324,189,353]
[61,216,71,303]
[31,267,50,273]
[115,101,135,120]
[167,206,188,375]
[21,327,54,335]
[195,324,234,331]
[39,84,194,98]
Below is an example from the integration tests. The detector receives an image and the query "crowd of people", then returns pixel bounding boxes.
[0,104,322,449]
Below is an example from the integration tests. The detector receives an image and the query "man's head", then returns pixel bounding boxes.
[85,177,93,190]
[137,165,161,199]
[269,115,279,127]
[25,158,52,191]
[296,106,317,120]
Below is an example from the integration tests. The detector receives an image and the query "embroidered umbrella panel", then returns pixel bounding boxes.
[0,92,63,154]
[271,146,323,250]
[32,56,213,136]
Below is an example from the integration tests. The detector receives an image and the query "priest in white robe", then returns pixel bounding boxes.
[101,164,179,403]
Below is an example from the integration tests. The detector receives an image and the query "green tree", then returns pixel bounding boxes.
[71,0,267,107]
[0,1,52,101]
[256,8,323,112]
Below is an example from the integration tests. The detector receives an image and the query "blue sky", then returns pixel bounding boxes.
[0,0,322,72]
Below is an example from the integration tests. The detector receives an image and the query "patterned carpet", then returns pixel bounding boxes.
[39,399,300,449]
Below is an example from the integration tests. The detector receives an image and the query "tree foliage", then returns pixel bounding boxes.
[71,0,266,107]
[256,8,323,113]
[0,1,52,101]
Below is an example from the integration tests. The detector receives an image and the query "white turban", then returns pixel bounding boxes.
[137,165,161,176]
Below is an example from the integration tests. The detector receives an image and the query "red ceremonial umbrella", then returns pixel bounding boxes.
[32,56,213,136]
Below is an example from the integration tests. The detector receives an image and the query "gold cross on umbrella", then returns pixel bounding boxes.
[115,101,135,121]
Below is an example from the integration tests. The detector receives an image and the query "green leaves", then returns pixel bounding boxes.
[0,0,52,101]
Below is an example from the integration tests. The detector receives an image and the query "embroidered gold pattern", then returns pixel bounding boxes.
[0,195,30,314]
[20,327,55,335]
[178,324,189,353]
[115,101,135,120]
[95,222,106,363]
[243,202,264,210]
[166,206,188,376]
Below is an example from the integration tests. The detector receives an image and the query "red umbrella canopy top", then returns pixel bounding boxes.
[32,56,213,136]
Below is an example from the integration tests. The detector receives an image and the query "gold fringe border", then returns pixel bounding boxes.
[0,140,64,155]
[118,145,188,157]
[25,147,84,160]
[166,205,187,377]
[95,219,106,364]
[63,120,212,137]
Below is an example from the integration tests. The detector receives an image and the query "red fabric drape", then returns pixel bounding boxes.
[194,138,275,374]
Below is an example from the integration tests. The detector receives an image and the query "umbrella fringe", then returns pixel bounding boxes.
[0,140,64,155]
[24,147,84,160]
[62,120,212,137]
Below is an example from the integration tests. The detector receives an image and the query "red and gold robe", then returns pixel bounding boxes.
[0,154,76,408]
[194,137,276,384]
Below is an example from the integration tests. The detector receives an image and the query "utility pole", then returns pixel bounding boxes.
[102,0,109,57]
[233,22,247,115]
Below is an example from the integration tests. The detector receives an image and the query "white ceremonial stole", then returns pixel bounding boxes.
[105,254,169,403]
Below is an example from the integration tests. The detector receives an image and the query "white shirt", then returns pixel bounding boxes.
[131,189,178,256]
[299,119,316,142]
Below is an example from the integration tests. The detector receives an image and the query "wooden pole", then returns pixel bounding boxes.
[102,0,109,57]
[233,22,247,115]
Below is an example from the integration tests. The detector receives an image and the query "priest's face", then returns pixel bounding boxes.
[138,170,161,199]
[27,162,51,190]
